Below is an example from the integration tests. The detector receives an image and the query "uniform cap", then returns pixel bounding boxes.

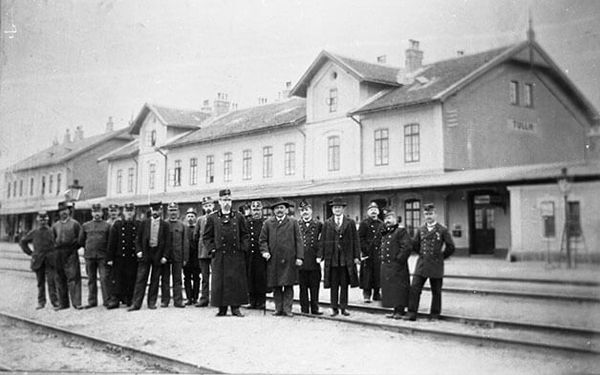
[124,203,135,211]
[58,201,71,211]
[37,210,49,217]
[149,201,163,209]
[108,204,120,210]
[367,202,379,210]
[298,199,312,209]
[219,189,231,197]
[91,203,103,211]
[201,196,213,205]
[250,201,263,209]
[423,203,435,212]
[384,210,397,218]
[167,202,179,210]
[186,207,197,215]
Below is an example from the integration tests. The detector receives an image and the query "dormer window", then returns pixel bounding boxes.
[150,130,157,146]
[327,88,338,113]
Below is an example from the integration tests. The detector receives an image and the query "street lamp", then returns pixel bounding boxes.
[557,168,572,268]
[64,179,84,202]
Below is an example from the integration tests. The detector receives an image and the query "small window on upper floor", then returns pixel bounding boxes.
[524,83,534,108]
[509,81,519,105]
[327,88,338,113]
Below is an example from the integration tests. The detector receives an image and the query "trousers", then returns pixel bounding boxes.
[131,261,161,308]
[183,262,200,302]
[34,261,58,307]
[85,258,108,306]
[299,269,321,313]
[54,248,82,308]
[161,261,184,306]
[329,266,349,310]
[273,285,294,314]
[198,259,211,304]
[407,275,443,315]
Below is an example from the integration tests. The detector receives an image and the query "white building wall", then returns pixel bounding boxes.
[106,158,138,198]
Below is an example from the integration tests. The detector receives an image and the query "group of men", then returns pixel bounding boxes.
[19,188,455,322]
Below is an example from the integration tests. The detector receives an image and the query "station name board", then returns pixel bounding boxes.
[507,118,537,134]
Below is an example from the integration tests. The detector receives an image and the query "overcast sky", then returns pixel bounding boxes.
[1,0,599,171]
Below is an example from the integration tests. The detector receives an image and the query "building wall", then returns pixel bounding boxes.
[2,165,69,213]
[508,181,600,262]
[106,158,138,198]
[443,62,589,170]
[307,61,360,123]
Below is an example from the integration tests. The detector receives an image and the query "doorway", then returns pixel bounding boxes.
[470,194,496,254]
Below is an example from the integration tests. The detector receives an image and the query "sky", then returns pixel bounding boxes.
[1,0,599,171]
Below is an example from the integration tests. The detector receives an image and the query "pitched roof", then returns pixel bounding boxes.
[130,103,211,135]
[165,98,306,149]
[97,139,139,162]
[9,128,132,172]
[289,50,401,97]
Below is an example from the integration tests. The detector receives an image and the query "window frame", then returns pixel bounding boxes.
[327,135,340,171]
[149,163,156,190]
[223,152,232,182]
[29,177,34,196]
[189,158,198,185]
[116,169,123,194]
[509,80,519,106]
[56,173,61,196]
[242,149,252,180]
[263,146,273,178]
[173,159,182,186]
[206,155,214,184]
[404,123,420,163]
[127,167,134,192]
[524,83,534,108]
[374,128,389,166]
[328,88,338,113]
[284,143,295,176]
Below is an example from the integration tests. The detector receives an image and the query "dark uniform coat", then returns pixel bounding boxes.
[167,220,190,264]
[358,217,384,290]
[203,211,249,307]
[259,216,304,287]
[413,223,455,279]
[106,218,140,303]
[379,224,412,308]
[298,219,322,271]
[247,217,269,294]
[319,216,360,289]
[136,218,171,265]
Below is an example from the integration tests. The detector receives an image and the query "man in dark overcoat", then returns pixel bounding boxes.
[183,207,200,305]
[297,199,323,315]
[162,202,189,308]
[404,203,455,321]
[379,210,412,319]
[260,199,304,316]
[246,200,269,309]
[106,203,139,308]
[358,201,384,303]
[19,210,58,309]
[203,189,249,317]
[128,201,170,311]
[318,197,360,316]
[194,196,214,307]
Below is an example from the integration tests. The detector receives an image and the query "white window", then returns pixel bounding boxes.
[284,143,295,176]
[327,136,340,171]
[404,123,420,163]
[263,146,273,178]
[223,153,232,182]
[242,150,252,180]
[374,129,389,166]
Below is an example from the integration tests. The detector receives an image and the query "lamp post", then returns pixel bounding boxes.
[64,179,84,202]
[557,168,571,268]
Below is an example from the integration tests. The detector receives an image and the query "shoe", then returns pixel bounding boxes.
[127,306,140,312]
[84,304,97,309]
[160,303,168,308]
[54,306,69,311]
[195,301,209,307]
[185,300,193,306]
[403,313,417,321]
[330,309,339,317]
[386,313,395,319]
[311,311,324,316]
[247,304,256,310]
[373,293,381,301]
[148,305,157,310]
[73,305,84,310]
[364,299,372,304]
[174,304,186,308]
[272,311,284,316]
[106,303,119,310]
[255,303,265,310]
[393,313,404,320]
[216,308,227,316]
[36,304,45,310]
[429,314,441,321]
[341,309,350,316]
[231,308,244,317]
[282,312,293,317]
[301,309,309,314]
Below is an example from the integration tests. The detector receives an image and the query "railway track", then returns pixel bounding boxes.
[0,311,221,374]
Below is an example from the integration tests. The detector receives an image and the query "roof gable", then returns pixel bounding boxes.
[130,103,211,135]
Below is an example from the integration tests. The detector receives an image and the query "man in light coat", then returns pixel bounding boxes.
[194,196,214,307]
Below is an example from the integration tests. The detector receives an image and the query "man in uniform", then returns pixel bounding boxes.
[358,202,384,303]
[79,203,111,308]
[203,189,249,317]
[319,197,360,316]
[183,207,200,305]
[297,199,323,315]
[162,202,189,308]
[128,201,170,311]
[107,204,121,226]
[404,203,455,321]
[52,201,83,310]
[19,210,58,309]
[106,203,139,308]
[194,196,214,307]
[260,199,303,317]
[246,200,268,310]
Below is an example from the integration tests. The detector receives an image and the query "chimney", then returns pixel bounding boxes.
[74,126,84,141]
[231,102,238,111]
[405,39,423,73]
[377,55,387,64]
[457,50,464,56]
[278,81,293,101]
[213,92,231,117]
[105,116,114,132]
[258,97,268,105]
[201,99,212,114]
[63,128,72,144]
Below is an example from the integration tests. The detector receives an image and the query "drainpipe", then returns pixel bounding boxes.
[133,156,139,195]
[154,147,168,193]
[296,126,307,180]
[349,114,364,175]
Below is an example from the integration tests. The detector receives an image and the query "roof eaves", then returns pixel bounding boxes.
[348,88,395,115]
[146,103,169,125]
[351,97,440,116]
[97,139,139,162]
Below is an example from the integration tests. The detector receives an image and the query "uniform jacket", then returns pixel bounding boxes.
[259,216,304,287]
[379,224,412,308]
[358,217,384,259]
[107,219,140,263]
[194,215,212,259]
[79,219,111,259]
[136,217,171,265]
[319,216,360,288]
[167,220,190,264]
[19,226,55,271]
[298,218,322,271]
[246,217,269,294]
[413,222,455,279]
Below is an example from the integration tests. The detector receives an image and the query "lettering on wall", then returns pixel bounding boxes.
[507,118,537,134]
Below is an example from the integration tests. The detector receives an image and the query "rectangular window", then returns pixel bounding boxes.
[116,169,123,193]
[12,181,16,197]
[189,158,198,185]
[19,180,23,197]
[404,199,421,236]
[127,168,134,192]
[374,129,389,166]
[29,177,34,196]
[174,160,182,186]
[206,155,214,183]
[404,124,420,163]
[284,143,295,176]
[328,88,338,112]
[223,153,232,182]
[540,201,555,238]
[56,173,61,196]
[48,174,53,194]
[242,150,252,180]
[524,83,534,107]
[149,163,156,190]
[41,177,46,195]
[510,80,519,105]
[263,146,273,178]
[486,208,495,229]
[568,201,582,237]
[7,181,10,198]
[327,136,340,171]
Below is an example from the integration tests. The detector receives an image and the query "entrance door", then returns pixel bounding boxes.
[472,195,495,254]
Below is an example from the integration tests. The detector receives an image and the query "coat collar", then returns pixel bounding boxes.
[420,222,440,237]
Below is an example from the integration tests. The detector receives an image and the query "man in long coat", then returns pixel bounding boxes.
[163,202,189,308]
[318,197,360,316]
[358,202,384,303]
[194,196,214,307]
[203,189,249,317]
[260,199,303,316]
[246,200,269,309]
[297,199,323,315]
[404,203,455,321]
[379,210,412,319]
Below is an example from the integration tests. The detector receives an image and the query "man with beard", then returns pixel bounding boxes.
[297,200,323,315]
[194,196,214,307]
[246,201,268,310]
[19,210,58,310]
[52,201,83,310]
[404,203,455,321]
[358,202,384,303]
[128,201,170,311]
[106,204,121,226]
[106,203,139,309]
[162,202,189,308]
[379,210,412,319]
[260,199,303,317]
[79,203,111,308]
[203,189,249,316]
[183,207,200,305]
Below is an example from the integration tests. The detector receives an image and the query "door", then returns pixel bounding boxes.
[472,195,495,254]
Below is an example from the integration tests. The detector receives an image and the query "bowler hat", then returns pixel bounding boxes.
[270,198,293,209]
[57,201,70,211]
[384,210,397,218]
[329,197,347,207]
